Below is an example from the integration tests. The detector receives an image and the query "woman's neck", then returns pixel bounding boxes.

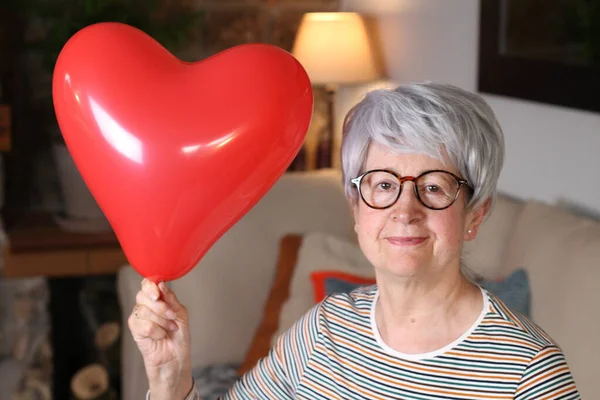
[374,269,482,355]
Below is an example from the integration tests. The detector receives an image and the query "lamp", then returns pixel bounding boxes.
[292,12,381,168]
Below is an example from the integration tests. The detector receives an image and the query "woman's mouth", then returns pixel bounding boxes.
[386,236,427,246]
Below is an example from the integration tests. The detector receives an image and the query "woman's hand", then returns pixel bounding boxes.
[128,279,193,399]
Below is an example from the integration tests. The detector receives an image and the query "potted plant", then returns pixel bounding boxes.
[12,0,203,230]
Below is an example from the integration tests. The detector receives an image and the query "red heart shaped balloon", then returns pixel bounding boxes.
[53,23,313,282]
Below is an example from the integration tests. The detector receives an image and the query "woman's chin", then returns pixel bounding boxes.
[379,254,429,278]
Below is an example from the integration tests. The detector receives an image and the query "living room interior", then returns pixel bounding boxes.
[0,0,599,399]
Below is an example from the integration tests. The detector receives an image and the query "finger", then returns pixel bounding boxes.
[141,278,160,302]
[158,282,186,316]
[128,314,169,341]
[133,304,177,332]
[135,290,178,322]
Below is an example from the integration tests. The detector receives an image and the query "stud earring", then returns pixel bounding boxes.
[467,229,472,234]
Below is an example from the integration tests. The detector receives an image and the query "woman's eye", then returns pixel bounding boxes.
[426,185,440,192]
[375,181,395,190]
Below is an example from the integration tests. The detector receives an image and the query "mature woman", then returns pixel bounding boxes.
[129,83,579,399]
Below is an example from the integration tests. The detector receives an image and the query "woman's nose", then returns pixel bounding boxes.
[389,182,424,224]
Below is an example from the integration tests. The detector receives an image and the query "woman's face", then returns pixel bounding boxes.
[352,144,487,280]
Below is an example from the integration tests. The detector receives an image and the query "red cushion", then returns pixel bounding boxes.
[310,270,376,303]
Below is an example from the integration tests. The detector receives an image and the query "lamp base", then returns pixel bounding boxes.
[315,85,336,169]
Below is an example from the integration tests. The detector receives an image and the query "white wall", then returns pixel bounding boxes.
[337,0,600,215]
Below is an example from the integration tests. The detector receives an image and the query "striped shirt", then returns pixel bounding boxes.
[179,286,579,399]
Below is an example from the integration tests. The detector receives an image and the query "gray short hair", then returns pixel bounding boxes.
[340,82,505,211]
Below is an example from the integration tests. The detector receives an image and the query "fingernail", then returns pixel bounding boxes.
[165,309,176,320]
[152,291,159,301]
[169,322,178,331]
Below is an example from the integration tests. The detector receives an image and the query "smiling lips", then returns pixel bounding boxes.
[386,236,427,246]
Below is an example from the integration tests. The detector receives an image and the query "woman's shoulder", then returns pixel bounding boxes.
[481,288,559,349]
[318,285,377,323]
[321,284,377,307]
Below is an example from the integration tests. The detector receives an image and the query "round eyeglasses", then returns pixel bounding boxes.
[351,169,471,210]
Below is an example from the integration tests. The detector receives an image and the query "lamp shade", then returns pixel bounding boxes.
[292,12,381,85]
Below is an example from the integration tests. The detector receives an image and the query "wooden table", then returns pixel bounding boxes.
[3,213,128,278]
[2,213,128,399]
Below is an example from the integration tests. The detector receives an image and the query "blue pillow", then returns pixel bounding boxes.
[480,269,531,318]
[311,271,376,302]
[324,278,373,296]
[318,269,532,318]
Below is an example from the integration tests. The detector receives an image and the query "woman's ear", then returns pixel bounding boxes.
[465,198,492,240]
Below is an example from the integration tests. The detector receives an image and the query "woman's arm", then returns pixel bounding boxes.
[146,302,321,399]
[146,381,198,400]
[514,345,580,399]
[223,302,321,399]
[129,279,193,400]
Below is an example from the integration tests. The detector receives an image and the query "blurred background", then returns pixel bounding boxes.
[0,0,599,399]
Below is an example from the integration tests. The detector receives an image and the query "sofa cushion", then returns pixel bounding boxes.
[169,170,355,367]
[462,193,523,279]
[274,232,374,345]
[237,234,302,375]
[478,269,531,317]
[506,200,600,399]
[310,270,376,303]
[310,269,530,316]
